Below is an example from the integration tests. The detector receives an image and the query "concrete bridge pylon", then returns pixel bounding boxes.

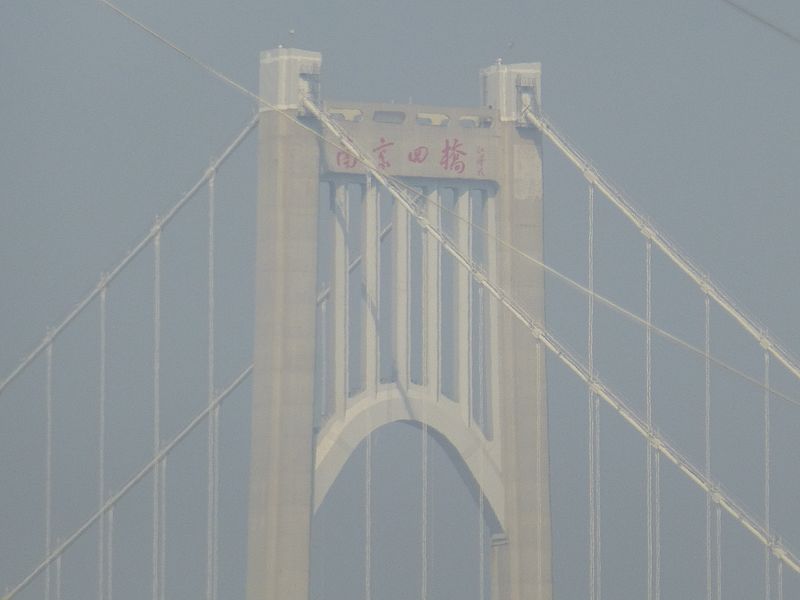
[246,47,551,600]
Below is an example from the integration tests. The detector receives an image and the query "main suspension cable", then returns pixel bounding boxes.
[91,0,800,410]
[525,110,800,387]
[11,3,800,587]
[0,115,257,397]
[4,22,795,418]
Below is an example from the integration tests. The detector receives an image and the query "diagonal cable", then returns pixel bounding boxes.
[1,364,253,600]
[6,2,800,579]
[304,95,800,577]
[719,0,800,48]
[525,108,800,388]
[90,0,800,408]
[5,0,799,436]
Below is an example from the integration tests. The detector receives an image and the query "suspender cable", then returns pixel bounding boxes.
[45,341,53,600]
[646,244,653,597]
[477,286,486,600]
[107,505,114,600]
[152,227,162,600]
[159,457,167,600]
[206,171,219,600]
[715,505,722,598]
[588,184,596,600]
[421,421,429,600]
[365,433,373,600]
[587,183,601,600]
[594,390,602,600]
[98,285,108,600]
[420,186,430,600]
[655,441,661,600]
[777,557,783,600]
[321,300,329,418]
[764,350,771,600]
[206,175,214,600]
[365,174,375,600]
[587,183,595,378]
[54,554,61,600]
[304,96,800,577]
[478,439,485,600]
[648,247,662,600]
[705,294,712,600]
[536,340,545,598]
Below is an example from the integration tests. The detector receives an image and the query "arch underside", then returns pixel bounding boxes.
[313,386,506,530]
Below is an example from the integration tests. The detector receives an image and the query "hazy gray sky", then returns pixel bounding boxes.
[2,1,799,599]
[3,0,799,355]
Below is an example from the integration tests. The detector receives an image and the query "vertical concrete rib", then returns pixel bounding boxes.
[425,187,440,399]
[457,187,472,424]
[334,183,348,417]
[364,177,379,397]
[487,191,502,441]
[394,196,410,390]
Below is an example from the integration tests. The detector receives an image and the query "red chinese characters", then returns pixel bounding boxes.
[336,150,358,169]
[407,146,429,164]
[476,146,486,177]
[440,138,466,174]
[336,136,488,175]
[372,137,395,170]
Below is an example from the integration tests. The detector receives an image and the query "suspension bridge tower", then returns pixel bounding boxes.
[246,47,551,600]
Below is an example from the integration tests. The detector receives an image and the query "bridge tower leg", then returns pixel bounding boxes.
[482,61,552,600]
[246,48,322,600]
